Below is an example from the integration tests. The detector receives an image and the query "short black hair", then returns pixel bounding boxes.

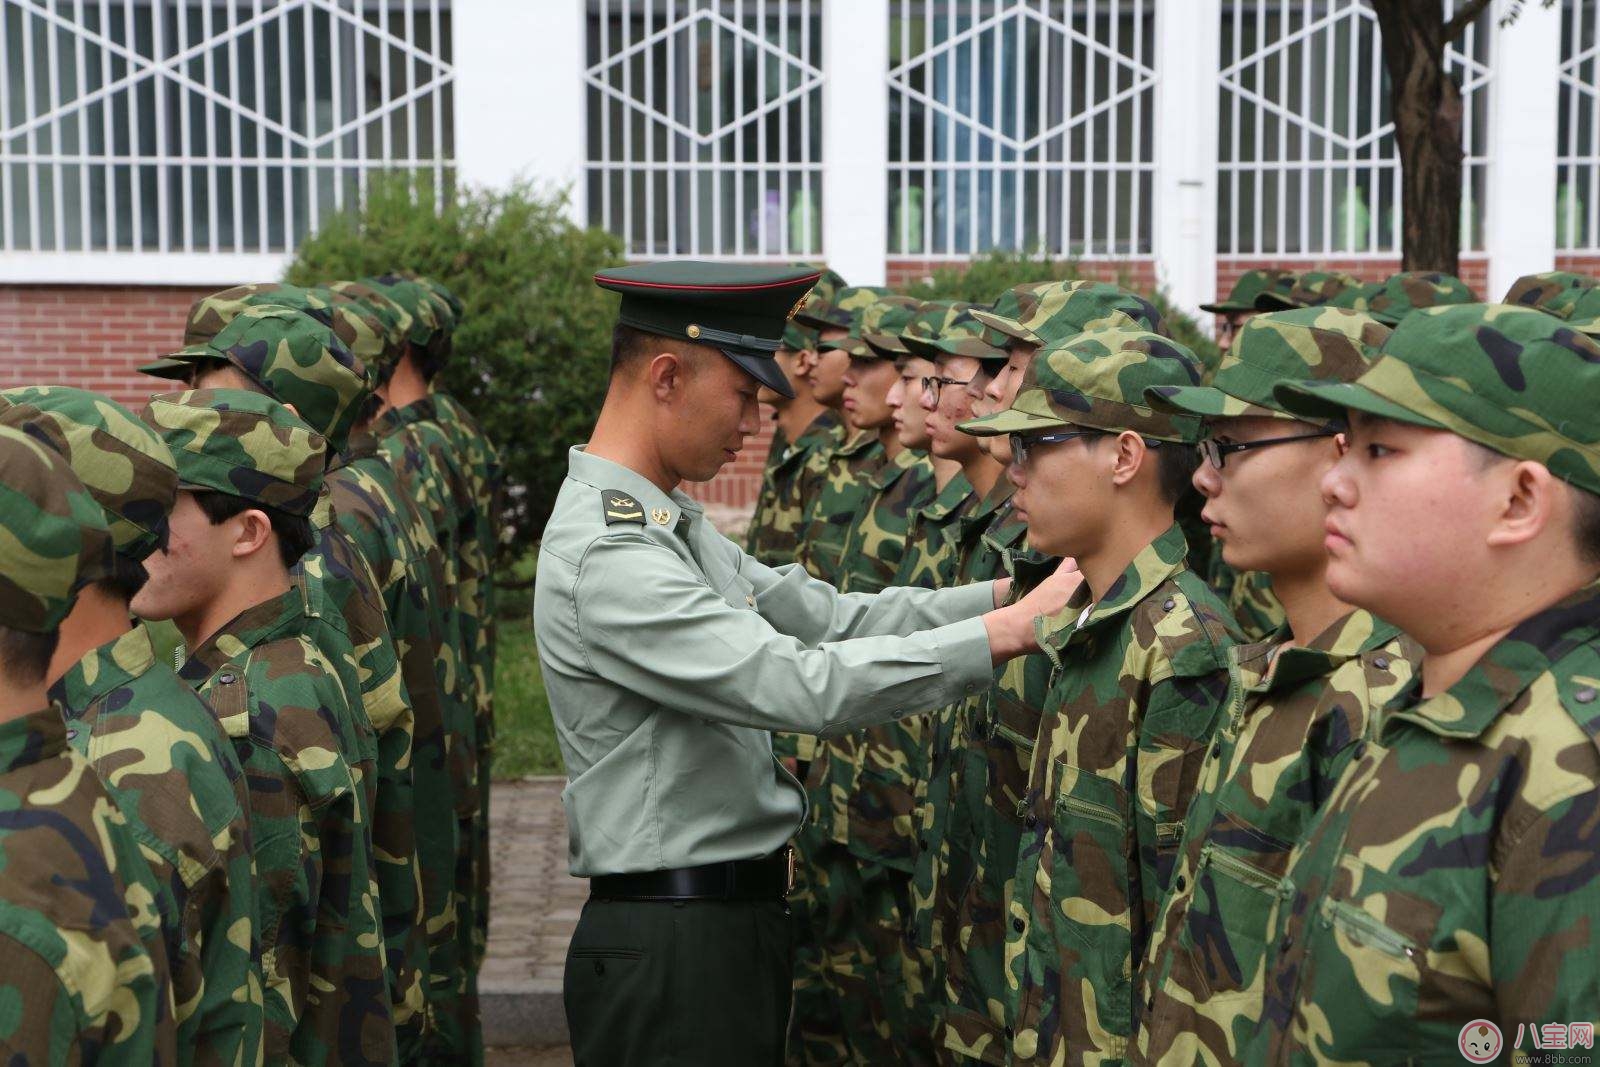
[1156,439,1203,507]
[96,552,152,604]
[609,323,702,381]
[1571,485,1600,565]
[413,337,450,383]
[191,490,317,569]
[0,625,59,687]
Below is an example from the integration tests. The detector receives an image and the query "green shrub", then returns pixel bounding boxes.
[284,174,626,552]
[899,249,1220,369]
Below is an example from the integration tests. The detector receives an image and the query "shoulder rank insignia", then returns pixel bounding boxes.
[602,490,646,525]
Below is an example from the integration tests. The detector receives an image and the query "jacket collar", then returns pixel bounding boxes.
[49,626,154,718]
[1040,522,1190,663]
[0,705,70,774]
[566,446,705,535]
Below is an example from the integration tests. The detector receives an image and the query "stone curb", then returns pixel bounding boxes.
[481,980,568,1048]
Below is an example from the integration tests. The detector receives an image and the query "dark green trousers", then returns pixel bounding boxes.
[565,896,794,1066]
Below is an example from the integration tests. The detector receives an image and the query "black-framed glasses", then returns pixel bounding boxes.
[1197,429,1339,470]
[1007,430,1104,466]
[922,375,973,395]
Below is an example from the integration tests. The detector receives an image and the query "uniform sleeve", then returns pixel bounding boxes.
[573,534,994,737]
[743,554,997,648]
[1491,786,1600,1024]
[0,932,80,1064]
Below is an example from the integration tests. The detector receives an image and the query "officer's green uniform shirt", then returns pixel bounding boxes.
[535,446,999,877]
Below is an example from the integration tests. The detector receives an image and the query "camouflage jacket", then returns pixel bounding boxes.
[180,589,396,1067]
[909,481,1020,955]
[795,427,886,587]
[1247,582,1600,1065]
[1132,611,1420,1066]
[942,548,1061,1065]
[330,435,453,1050]
[745,410,841,569]
[1207,557,1288,644]
[893,471,976,591]
[52,626,263,1067]
[0,705,177,1064]
[1006,524,1240,1065]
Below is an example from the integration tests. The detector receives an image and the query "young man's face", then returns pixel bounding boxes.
[1009,428,1119,558]
[983,344,1035,466]
[1216,311,1257,355]
[758,347,806,407]
[1318,413,1501,632]
[807,330,852,407]
[841,355,899,431]
[1191,415,1341,578]
[927,355,984,461]
[132,490,238,628]
[190,361,257,392]
[891,356,937,451]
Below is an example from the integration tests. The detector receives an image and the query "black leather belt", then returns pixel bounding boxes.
[590,847,794,902]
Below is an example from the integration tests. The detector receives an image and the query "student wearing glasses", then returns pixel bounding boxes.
[959,325,1242,1067]
[1130,307,1422,1065]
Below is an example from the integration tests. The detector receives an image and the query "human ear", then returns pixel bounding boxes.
[1109,431,1147,487]
[1486,460,1556,549]
[649,350,685,402]
[230,509,276,560]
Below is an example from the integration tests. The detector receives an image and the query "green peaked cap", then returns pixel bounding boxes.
[148,304,371,453]
[1330,271,1477,326]
[971,280,1166,348]
[1200,268,1299,314]
[959,325,1205,443]
[1276,303,1600,497]
[1503,270,1599,315]
[1146,307,1391,423]
[1255,270,1363,311]
[0,386,178,561]
[594,261,825,399]
[858,297,927,359]
[902,304,1006,364]
[819,295,922,358]
[141,388,328,519]
[0,423,115,633]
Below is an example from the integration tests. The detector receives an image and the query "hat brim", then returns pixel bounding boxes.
[1272,379,1446,430]
[862,332,910,359]
[970,308,1035,345]
[138,349,224,380]
[1254,294,1303,311]
[905,335,1008,363]
[1197,300,1255,314]
[723,348,795,399]
[956,405,1064,437]
[1145,385,1292,421]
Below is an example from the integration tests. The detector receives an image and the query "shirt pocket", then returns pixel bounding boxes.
[1179,839,1282,1005]
[1048,763,1134,957]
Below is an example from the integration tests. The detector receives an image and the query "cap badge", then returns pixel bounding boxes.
[651,507,672,526]
[788,294,808,320]
[686,324,702,339]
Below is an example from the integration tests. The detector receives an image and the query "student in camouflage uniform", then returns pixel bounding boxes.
[0,387,262,1066]
[360,275,489,1063]
[1131,308,1422,1064]
[146,302,432,1050]
[1199,268,1296,355]
[0,424,178,1064]
[1239,303,1600,1062]
[1328,270,1476,325]
[964,327,1242,1066]
[792,285,895,586]
[135,389,395,1066]
[931,283,1174,1065]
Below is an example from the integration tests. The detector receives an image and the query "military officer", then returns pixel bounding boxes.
[1243,304,1600,1062]
[0,424,177,1064]
[533,262,1081,1065]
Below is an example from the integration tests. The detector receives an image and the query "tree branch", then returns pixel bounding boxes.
[1444,0,1495,43]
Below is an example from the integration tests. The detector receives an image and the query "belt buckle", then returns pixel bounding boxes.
[783,845,796,897]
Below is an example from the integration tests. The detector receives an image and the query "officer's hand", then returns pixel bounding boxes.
[981,559,1082,665]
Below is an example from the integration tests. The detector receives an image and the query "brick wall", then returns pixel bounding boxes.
[885,257,1160,292]
[1555,254,1600,279]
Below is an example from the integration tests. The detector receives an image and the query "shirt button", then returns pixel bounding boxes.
[1577,687,1597,704]
[1004,1027,1014,1041]
[1174,875,1187,893]
[1353,741,1367,760]
[1279,934,1293,954]
[1024,813,1038,829]
[1373,655,1391,670]
[219,672,236,685]
[1210,741,1222,760]
[1162,597,1175,611]
[918,838,928,852]
[1012,918,1025,934]
[746,595,757,607]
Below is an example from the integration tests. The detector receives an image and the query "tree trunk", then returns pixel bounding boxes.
[1371,0,1464,275]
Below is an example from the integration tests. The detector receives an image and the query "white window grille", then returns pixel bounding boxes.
[585,0,824,260]
[886,0,1156,261]
[1559,0,1599,252]
[0,0,454,256]
[1218,0,1491,259]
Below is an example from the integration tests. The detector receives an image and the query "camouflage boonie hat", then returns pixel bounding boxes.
[860,297,928,359]
[147,305,370,453]
[404,273,462,324]
[329,280,413,369]
[0,424,115,633]
[301,285,394,371]
[1146,308,1391,423]
[0,387,178,562]
[142,388,327,519]
[1199,269,1298,315]
[959,325,1205,443]
[1276,304,1600,497]
[892,301,973,361]
[365,274,448,359]
[178,282,322,347]
[794,283,889,332]
[981,282,1058,346]
[902,305,1007,365]
[1559,287,1600,336]
[971,280,1166,348]
[1330,271,1477,326]
[1255,270,1363,311]
[1503,270,1599,315]
[819,295,921,358]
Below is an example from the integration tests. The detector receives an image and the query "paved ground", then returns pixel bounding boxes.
[481,776,584,1055]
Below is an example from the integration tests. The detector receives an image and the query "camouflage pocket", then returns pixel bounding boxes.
[1183,842,1279,1004]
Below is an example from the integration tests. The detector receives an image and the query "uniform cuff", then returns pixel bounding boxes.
[941,579,1001,621]
[932,615,997,700]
